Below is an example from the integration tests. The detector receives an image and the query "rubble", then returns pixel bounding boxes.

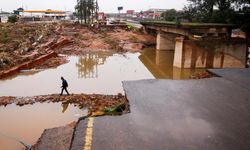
[190,71,214,79]
[0,93,129,116]
[0,22,156,78]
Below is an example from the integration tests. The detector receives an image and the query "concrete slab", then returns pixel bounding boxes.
[32,123,75,150]
[70,119,88,150]
[208,69,250,90]
[90,78,250,150]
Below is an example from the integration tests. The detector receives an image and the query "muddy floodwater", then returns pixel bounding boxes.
[0,49,205,149]
[0,102,86,150]
[0,49,204,97]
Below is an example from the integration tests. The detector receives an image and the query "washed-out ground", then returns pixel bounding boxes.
[0,93,128,116]
[0,22,218,149]
[0,22,156,78]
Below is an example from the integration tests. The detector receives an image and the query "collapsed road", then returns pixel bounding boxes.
[1,22,247,150]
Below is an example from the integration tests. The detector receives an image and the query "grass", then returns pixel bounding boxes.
[140,20,236,27]
[127,24,139,32]
[103,103,126,115]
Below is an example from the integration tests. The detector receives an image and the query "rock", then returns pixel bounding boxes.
[37,35,43,42]
[117,93,123,98]
[122,43,144,52]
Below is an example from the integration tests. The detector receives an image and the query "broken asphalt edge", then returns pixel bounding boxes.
[69,114,90,150]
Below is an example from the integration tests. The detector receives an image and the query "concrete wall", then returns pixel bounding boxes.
[156,32,176,50]
[173,38,247,68]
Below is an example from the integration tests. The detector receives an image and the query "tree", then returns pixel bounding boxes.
[183,0,217,22]
[75,0,97,24]
[232,0,250,49]
[8,15,17,23]
[184,0,239,23]
[185,0,250,67]
[161,9,178,21]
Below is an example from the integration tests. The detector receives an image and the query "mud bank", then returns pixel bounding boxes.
[1,23,156,79]
[0,93,128,116]
[0,36,71,79]
[57,23,156,54]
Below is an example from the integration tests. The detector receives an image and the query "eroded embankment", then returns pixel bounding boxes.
[0,93,129,116]
[0,36,71,79]
[0,22,156,79]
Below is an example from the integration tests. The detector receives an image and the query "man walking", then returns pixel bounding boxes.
[60,77,70,95]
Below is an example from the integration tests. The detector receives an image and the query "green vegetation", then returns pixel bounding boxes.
[75,0,99,24]
[103,103,126,115]
[161,9,183,26]
[127,24,138,32]
[140,20,235,27]
[7,15,17,23]
[157,0,249,44]
[183,0,250,37]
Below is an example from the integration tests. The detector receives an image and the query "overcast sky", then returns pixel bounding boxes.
[0,0,188,13]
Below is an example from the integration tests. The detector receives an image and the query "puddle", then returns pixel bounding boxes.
[0,102,86,150]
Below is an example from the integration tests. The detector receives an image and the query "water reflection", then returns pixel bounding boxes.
[76,52,113,78]
[62,103,69,113]
[179,40,246,68]
[0,51,205,97]
[0,52,154,96]
[139,48,205,79]
[0,103,86,150]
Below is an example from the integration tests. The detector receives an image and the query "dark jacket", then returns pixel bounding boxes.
[62,79,68,88]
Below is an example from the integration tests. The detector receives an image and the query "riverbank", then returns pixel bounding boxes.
[0,22,156,79]
[0,93,129,116]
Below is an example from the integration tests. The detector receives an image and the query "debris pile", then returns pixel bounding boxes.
[57,24,156,54]
[0,93,129,116]
[0,22,156,78]
[0,23,56,70]
[190,71,213,79]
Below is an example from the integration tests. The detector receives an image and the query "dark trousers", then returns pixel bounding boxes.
[61,87,69,95]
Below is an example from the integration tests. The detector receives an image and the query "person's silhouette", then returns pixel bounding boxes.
[60,77,70,95]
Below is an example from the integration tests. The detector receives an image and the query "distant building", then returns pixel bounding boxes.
[126,10,135,17]
[0,11,13,23]
[20,9,67,22]
[97,12,105,20]
[142,9,168,19]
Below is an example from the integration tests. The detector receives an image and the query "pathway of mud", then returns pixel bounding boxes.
[0,93,128,117]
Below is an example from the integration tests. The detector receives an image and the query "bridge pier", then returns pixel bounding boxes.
[156,31,176,50]
[173,38,247,68]
[173,37,185,68]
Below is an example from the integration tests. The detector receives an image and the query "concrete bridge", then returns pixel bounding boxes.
[141,21,247,68]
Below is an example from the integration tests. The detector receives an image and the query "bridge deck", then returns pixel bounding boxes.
[140,21,236,29]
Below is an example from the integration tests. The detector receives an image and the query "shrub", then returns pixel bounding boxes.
[8,15,17,23]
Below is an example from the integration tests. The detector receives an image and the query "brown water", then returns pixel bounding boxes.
[0,50,205,97]
[0,49,205,149]
[140,48,205,79]
[0,103,86,150]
